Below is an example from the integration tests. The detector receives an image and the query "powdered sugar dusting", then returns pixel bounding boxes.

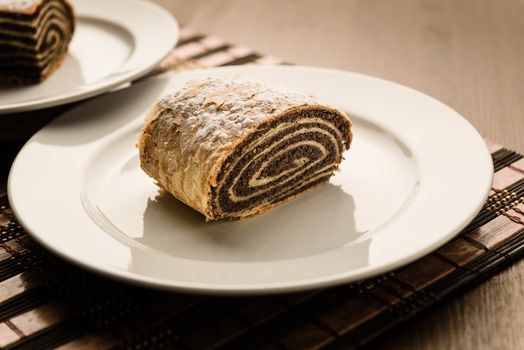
[0,0,41,12]
[158,77,318,150]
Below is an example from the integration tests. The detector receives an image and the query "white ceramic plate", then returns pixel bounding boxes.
[8,66,493,295]
[0,0,178,114]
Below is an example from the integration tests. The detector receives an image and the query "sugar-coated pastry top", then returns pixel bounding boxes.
[0,0,42,13]
[153,78,318,152]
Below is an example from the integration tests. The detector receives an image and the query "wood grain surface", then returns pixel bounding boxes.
[150,0,524,349]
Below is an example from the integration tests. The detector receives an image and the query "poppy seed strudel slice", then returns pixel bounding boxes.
[0,0,75,84]
[138,78,353,221]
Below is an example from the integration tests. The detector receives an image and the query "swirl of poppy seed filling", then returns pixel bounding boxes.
[0,0,75,83]
[211,108,350,218]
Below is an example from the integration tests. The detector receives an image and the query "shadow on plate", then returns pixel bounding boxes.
[137,183,370,264]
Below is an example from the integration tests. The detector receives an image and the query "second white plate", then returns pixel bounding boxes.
[0,0,178,114]
[8,66,493,295]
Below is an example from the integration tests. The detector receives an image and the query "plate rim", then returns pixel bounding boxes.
[0,0,179,115]
[7,65,494,295]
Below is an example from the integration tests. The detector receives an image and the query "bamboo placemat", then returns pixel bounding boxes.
[1,28,524,350]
